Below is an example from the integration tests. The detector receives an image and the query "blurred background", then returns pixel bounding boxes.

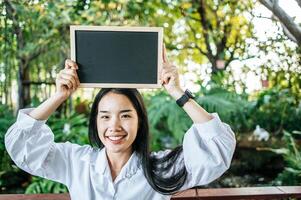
[0,0,300,194]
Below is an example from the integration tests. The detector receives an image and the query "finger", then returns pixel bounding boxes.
[60,73,77,89]
[60,78,73,89]
[74,73,80,87]
[62,69,78,77]
[162,61,175,71]
[162,72,173,84]
[162,44,166,63]
[69,69,80,87]
[161,68,175,77]
[58,71,75,88]
[163,68,178,82]
[61,69,80,87]
[65,59,78,70]
[162,44,168,63]
[160,69,169,82]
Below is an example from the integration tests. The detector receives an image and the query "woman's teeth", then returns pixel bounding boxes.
[107,136,126,141]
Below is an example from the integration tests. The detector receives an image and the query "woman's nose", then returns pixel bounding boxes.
[108,118,122,132]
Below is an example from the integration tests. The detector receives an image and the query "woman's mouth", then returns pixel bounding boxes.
[105,135,127,144]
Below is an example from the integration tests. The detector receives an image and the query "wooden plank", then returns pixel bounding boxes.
[0,194,70,200]
[277,186,301,198]
[0,187,301,200]
[196,187,287,200]
[171,189,197,199]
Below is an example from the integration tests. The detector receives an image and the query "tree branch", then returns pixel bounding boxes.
[216,24,229,60]
[4,0,25,57]
[224,29,244,69]
[197,0,215,64]
[179,7,201,22]
[22,81,55,85]
[259,0,301,45]
[28,47,49,62]
[185,20,207,56]
[180,4,209,57]
[226,55,257,67]
[280,22,298,43]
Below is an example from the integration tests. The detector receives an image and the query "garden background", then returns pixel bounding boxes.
[0,0,300,194]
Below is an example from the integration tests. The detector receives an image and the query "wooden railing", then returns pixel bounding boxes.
[172,186,301,199]
[0,186,300,200]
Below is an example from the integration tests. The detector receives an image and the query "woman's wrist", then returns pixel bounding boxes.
[168,87,185,100]
[53,92,69,103]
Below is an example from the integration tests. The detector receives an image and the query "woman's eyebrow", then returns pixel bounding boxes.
[120,109,133,113]
[99,110,109,113]
[98,109,133,113]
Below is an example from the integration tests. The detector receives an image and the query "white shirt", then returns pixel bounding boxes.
[5,108,236,200]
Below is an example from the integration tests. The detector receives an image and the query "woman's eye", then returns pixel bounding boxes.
[100,115,109,119]
[121,114,131,118]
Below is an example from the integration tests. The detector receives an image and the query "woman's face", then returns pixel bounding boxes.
[97,92,139,154]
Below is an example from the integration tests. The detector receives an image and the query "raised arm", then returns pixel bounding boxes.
[160,46,213,124]
[29,59,80,120]
[5,59,83,186]
[160,46,236,189]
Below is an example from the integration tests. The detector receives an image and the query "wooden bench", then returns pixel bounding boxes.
[0,186,300,200]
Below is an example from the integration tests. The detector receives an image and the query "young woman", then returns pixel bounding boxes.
[5,48,236,200]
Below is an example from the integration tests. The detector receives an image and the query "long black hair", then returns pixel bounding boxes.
[88,88,187,195]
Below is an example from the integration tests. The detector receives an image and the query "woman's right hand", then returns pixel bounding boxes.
[55,59,80,100]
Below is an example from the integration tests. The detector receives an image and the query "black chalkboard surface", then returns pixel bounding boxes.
[70,26,163,88]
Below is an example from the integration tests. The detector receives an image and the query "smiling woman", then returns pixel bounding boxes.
[4,47,236,200]
[96,92,139,154]
[88,88,191,194]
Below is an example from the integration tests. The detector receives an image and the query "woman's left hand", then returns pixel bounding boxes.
[160,45,184,99]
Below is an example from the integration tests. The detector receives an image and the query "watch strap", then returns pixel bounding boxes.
[176,89,194,107]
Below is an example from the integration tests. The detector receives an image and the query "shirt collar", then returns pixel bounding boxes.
[81,147,141,178]
[117,150,141,179]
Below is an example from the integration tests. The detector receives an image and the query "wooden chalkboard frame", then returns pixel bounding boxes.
[70,25,163,88]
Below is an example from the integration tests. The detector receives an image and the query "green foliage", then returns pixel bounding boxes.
[0,0,256,108]
[25,177,67,194]
[144,86,249,150]
[268,68,301,101]
[197,85,251,131]
[48,111,89,145]
[249,87,301,134]
[144,90,191,150]
[0,103,24,192]
[0,103,15,174]
[162,0,254,72]
[269,131,301,185]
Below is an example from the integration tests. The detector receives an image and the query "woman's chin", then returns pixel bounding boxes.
[105,144,132,155]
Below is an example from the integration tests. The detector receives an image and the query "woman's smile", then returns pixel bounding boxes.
[105,134,128,144]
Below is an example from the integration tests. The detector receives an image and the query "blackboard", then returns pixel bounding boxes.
[70,26,163,88]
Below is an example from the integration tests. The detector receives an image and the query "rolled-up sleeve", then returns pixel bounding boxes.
[181,113,236,189]
[4,108,90,187]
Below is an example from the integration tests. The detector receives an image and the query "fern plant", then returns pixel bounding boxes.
[47,111,89,145]
[25,177,68,194]
[145,90,191,150]
[0,104,16,179]
[267,131,301,185]
[143,87,249,150]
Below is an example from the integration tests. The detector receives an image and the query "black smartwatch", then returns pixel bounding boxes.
[176,89,195,107]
